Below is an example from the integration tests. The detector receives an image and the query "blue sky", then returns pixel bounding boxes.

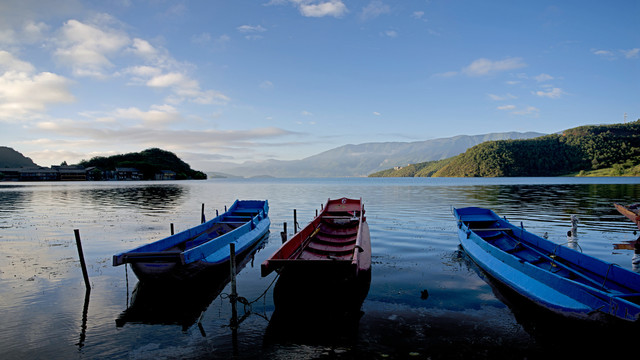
[0,0,638,171]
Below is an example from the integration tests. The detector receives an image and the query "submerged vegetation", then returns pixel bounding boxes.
[370,120,640,178]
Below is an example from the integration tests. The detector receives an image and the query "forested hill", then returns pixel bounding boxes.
[370,120,640,177]
[0,146,38,168]
[79,148,207,180]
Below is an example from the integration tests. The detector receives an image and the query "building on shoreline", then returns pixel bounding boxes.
[0,166,179,181]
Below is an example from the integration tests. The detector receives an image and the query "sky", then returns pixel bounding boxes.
[0,0,638,171]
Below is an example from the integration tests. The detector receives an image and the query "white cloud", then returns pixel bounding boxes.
[54,18,131,78]
[237,25,267,33]
[412,11,425,20]
[622,48,640,59]
[461,57,526,76]
[300,0,348,18]
[496,104,539,116]
[147,72,188,88]
[260,80,274,89]
[268,0,348,18]
[513,106,540,116]
[488,93,517,101]
[534,73,554,82]
[0,50,35,72]
[360,1,390,21]
[0,52,74,121]
[129,38,158,59]
[237,25,266,40]
[112,104,181,127]
[383,30,397,38]
[534,87,565,99]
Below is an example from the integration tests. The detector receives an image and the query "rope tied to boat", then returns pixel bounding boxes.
[200,272,281,334]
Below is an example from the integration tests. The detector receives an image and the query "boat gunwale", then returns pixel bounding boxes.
[113,200,269,267]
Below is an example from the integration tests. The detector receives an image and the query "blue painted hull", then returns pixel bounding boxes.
[113,200,270,282]
[454,207,640,322]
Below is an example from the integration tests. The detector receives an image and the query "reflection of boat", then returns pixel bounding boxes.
[113,200,270,282]
[264,300,364,345]
[458,247,638,358]
[454,207,640,322]
[614,202,640,229]
[116,235,267,329]
[261,197,371,315]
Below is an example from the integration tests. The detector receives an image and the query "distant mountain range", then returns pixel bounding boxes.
[213,132,545,177]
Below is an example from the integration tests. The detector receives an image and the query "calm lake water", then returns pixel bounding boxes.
[1,177,640,359]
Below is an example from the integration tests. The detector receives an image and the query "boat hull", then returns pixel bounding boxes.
[454,207,640,323]
[114,200,270,282]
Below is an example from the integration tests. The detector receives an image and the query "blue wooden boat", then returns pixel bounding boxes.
[454,206,640,322]
[113,200,270,282]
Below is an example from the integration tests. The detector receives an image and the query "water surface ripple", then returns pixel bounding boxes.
[1,178,639,359]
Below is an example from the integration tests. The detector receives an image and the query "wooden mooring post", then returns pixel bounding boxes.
[293,209,298,233]
[201,203,206,224]
[170,223,174,235]
[73,229,91,290]
[281,222,287,243]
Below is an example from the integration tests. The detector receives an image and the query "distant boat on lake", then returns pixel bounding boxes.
[454,206,640,323]
[113,200,270,282]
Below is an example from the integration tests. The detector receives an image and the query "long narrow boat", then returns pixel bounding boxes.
[614,203,640,230]
[454,206,640,323]
[113,200,270,282]
[261,197,371,312]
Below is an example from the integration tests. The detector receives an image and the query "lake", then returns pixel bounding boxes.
[1,177,640,359]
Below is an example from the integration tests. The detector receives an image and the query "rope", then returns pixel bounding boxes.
[201,272,280,332]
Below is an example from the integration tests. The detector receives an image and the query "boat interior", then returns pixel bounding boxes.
[173,210,260,251]
[297,210,361,261]
[466,220,640,303]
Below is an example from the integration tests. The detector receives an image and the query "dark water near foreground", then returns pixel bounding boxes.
[1,177,639,359]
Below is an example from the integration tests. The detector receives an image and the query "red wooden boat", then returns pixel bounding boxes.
[614,203,640,229]
[261,197,371,313]
[262,197,370,278]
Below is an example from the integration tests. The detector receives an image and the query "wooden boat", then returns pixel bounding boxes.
[454,206,640,323]
[261,197,371,312]
[614,203,640,229]
[113,200,270,282]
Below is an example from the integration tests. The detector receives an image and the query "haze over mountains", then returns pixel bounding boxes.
[211,132,545,178]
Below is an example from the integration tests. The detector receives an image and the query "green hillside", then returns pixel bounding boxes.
[79,148,207,180]
[370,120,640,177]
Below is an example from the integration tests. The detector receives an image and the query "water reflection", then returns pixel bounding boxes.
[0,190,31,229]
[459,248,638,358]
[264,268,371,345]
[116,236,267,331]
[83,185,186,211]
[77,289,91,349]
